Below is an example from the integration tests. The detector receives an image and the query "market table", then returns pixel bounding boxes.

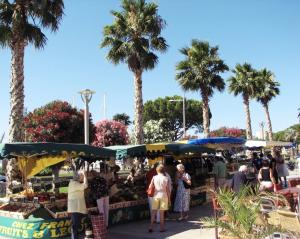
[277,187,300,212]
[277,187,300,195]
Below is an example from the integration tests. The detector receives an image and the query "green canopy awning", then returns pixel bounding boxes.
[105,145,146,160]
[0,143,115,160]
[106,143,215,160]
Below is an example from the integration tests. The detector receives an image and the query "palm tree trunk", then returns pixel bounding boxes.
[243,96,253,140]
[8,40,25,142]
[6,40,25,195]
[133,70,144,144]
[263,102,273,141]
[201,92,210,137]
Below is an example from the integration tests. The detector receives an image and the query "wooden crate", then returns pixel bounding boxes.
[44,200,68,218]
[0,202,37,219]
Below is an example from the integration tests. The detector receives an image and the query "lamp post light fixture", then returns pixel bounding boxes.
[259,121,265,140]
[78,89,95,145]
[169,95,186,138]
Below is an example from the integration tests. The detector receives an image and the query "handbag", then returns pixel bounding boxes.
[147,179,155,197]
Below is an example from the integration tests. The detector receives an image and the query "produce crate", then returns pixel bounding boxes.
[0,202,37,219]
[44,200,68,218]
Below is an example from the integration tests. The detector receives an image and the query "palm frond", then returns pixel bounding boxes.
[0,0,64,48]
[255,68,280,104]
[101,0,167,73]
[175,39,228,97]
[228,63,258,99]
[23,23,47,48]
[0,23,11,47]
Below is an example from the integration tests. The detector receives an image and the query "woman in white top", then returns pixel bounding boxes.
[148,164,170,233]
[68,170,88,239]
[174,164,192,220]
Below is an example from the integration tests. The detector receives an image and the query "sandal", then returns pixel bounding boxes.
[177,217,184,221]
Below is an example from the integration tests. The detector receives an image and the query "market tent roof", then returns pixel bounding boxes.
[0,143,115,159]
[245,140,294,148]
[105,145,147,160]
[187,137,246,150]
[106,142,215,159]
[165,143,215,155]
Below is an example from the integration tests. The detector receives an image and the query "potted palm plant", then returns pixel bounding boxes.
[204,186,279,239]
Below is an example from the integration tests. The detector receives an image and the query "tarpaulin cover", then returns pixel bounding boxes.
[105,145,146,160]
[188,137,246,145]
[0,143,115,159]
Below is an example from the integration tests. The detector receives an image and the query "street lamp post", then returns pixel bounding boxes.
[169,95,186,138]
[79,89,95,145]
[259,121,265,140]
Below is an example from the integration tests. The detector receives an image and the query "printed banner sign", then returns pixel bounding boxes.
[0,216,86,239]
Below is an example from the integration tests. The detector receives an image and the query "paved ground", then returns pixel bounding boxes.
[107,204,215,239]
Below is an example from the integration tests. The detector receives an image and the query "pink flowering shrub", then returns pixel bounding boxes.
[209,127,246,138]
[23,101,95,143]
[92,120,129,147]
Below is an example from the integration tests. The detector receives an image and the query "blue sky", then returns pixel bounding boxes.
[1,0,300,141]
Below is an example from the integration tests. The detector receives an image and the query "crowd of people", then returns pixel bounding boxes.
[65,150,290,237]
[213,150,290,193]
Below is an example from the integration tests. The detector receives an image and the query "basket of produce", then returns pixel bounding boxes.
[45,202,68,218]
[0,202,37,219]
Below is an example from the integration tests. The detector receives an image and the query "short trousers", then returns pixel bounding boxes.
[152,197,168,211]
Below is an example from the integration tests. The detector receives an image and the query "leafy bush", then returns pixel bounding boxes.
[209,127,246,138]
[24,101,95,143]
[92,120,129,147]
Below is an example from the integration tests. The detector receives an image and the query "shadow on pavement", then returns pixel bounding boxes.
[108,204,214,239]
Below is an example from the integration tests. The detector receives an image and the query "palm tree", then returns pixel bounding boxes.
[175,40,228,137]
[255,69,280,141]
[0,0,64,195]
[228,63,258,140]
[101,0,168,144]
[0,0,64,143]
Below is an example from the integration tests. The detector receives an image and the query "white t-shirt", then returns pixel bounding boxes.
[67,180,88,214]
[153,173,169,199]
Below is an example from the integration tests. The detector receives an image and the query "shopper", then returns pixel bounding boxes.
[146,163,159,222]
[231,165,248,192]
[174,164,191,220]
[275,151,289,187]
[251,152,263,172]
[148,164,170,233]
[258,160,276,191]
[213,157,227,188]
[89,171,109,227]
[267,154,278,184]
[68,170,88,239]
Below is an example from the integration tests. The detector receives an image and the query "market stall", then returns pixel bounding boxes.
[0,142,114,239]
[106,142,215,210]
[245,140,294,149]
[187,137,247,200]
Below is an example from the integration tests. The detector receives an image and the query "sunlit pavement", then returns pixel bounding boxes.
[107,204,215,239]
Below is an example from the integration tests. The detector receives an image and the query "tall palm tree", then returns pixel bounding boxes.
[175,40,228,137]
[101,0,168,144]
[0,0,64,143]
[256,69,280,141]
[0,0,64,195]
[228,63,258,140]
